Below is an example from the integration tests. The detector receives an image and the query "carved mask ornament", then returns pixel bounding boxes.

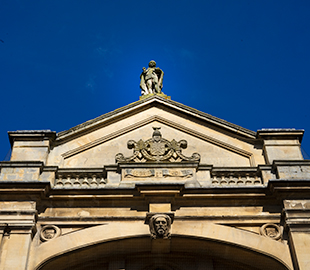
[149,214,172,239]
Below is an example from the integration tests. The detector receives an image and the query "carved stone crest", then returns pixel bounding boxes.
[116,127,200,163]
[147,214,173,239]
[260,223,282,241]
[40,225,61,242]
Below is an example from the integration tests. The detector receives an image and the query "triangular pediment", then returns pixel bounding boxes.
[47,96,264,168]
[56,95,256,143]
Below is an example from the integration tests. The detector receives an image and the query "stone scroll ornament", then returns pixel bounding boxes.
[149,214,172,239]
[115,127,201,163]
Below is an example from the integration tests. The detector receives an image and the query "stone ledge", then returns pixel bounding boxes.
[257,129,304,142]
[8,130,56,146]
[273,160,310,166]
[0,161,44,168]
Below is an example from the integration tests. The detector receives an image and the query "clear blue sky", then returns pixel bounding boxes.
[1,1,310,160]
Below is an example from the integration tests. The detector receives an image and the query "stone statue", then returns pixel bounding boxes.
[140,60,164,95]
[149,214,171,239]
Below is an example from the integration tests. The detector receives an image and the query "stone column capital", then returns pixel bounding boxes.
[0,202,37,235]
[283,200,310,232]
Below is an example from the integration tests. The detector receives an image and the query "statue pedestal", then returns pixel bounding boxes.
[140,93,171,100]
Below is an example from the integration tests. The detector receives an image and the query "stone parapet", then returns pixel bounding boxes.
[0,161,43,181]
[54,167,106,188]
[3,160,310,189]
[211,167,263,186]
[273,160,310,180]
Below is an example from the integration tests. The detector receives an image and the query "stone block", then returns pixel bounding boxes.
[149,203,171,212]
[107,171,121,185]
[8,130,55,164]
[11,146,49,162]
[257,129,304,164]
[0,167,41,181]
[274,161,310,179]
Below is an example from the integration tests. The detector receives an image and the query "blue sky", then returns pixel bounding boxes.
[1,1,310,160]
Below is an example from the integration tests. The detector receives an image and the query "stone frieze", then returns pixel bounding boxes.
[123,168,194,180]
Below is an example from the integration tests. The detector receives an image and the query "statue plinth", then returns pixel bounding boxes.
[140,93,171,100]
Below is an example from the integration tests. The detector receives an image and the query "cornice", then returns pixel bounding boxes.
[8,130,56,147]
[60,114,256,165]
[257,129,304,142]
[56,95,256,143]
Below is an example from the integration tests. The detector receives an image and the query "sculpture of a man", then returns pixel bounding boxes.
[140,60,164,95]
[149,214,171,239]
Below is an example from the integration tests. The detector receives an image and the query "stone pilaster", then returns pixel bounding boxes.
[0,202,36,270]
[284,200,310,270]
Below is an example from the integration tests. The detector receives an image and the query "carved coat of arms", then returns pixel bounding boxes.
[116,127,200,163]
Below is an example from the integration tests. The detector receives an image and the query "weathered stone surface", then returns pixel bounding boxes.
[9,130,55,164]
[274,160,310,179]
[0,95,309,269]
[257,129,304,164]
[283,200,310,270]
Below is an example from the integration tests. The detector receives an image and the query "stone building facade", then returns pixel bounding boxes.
[0,94,310,270]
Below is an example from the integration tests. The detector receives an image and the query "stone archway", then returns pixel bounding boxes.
[32,222,293,270]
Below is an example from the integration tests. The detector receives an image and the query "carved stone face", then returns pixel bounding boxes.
[148,60,156,68]
[43,228,56,239]
[153,135,161,142]
[265,227,277,238]
[154,216,168,236]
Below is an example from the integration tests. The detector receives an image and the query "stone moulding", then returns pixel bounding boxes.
[116,127,201,163]
[57,95,256,142]
[60,115,254,166]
